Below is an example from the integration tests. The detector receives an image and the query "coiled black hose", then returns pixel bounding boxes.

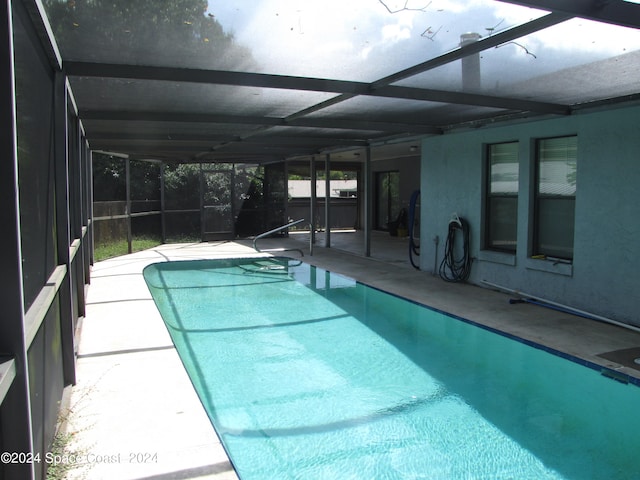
[438,216,472,282]
[408,190,420,270]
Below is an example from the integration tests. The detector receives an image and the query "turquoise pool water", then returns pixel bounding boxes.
[143,257,640,480]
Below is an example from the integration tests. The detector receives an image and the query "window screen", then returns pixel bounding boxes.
[14,1,58,310]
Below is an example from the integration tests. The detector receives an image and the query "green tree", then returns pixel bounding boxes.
[92,153,126,201]
[163,163,201,209]
[43,0,255,70]
[130,160,161,201]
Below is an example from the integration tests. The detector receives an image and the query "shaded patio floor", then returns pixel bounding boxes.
[59,231,640,479]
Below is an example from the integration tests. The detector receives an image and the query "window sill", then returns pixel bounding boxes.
[478,250,516,266]
[525,257,573,277]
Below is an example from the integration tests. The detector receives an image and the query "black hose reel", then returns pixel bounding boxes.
[438,214,472,282]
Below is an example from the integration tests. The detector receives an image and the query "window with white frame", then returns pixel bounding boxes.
[534,136,577,260]
[486,142,519,252]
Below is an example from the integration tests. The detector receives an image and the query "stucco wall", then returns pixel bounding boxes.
[420,104,640,326]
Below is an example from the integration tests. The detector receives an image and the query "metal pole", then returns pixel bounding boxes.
[88,149,94,264]
[125,156,132,253]
[160,162,166,243]
[481,280,640,335]
[231,163,237,238]
[0,1,35,476]
[363,146,372,257]
[325,153,331,248]
[199,162,204,241]
[310,155,316,247]
[53,70,76,386]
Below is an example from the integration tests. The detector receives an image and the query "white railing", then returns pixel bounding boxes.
[253,218,307,257]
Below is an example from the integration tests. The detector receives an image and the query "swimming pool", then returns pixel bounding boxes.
[143,257,640,480]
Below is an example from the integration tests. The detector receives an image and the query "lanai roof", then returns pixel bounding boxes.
[38,0,640,163]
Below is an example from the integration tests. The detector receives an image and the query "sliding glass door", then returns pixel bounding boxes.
[375,171,400,231]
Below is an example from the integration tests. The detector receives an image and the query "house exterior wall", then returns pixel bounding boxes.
[421,104,640,327]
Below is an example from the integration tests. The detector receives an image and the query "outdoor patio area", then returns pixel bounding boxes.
[4,2,640,478]
[59,234,640,480]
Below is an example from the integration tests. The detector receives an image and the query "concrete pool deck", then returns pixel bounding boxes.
[60,233,640,479]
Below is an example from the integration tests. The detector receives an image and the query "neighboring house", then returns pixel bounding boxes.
[288,180,358,199]
[288,180,359,229]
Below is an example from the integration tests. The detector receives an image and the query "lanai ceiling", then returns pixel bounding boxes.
[39,0,640,163]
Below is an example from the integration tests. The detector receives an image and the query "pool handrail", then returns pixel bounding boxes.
[253,219,306,257]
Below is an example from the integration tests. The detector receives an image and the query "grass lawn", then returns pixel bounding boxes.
[94,236,163,262]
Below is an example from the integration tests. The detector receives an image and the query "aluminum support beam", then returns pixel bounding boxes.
[125,157,132,254]
[325,154,331,248]
[67,61,568,115]
[160,162,166,243]
[310,156,317,247]
[79,110,442,135]
[363,146,372,257]
[53,70,76,386]
[20,0,62,68]
[372,12,572,87]
[64,61,369,94]
[88,132,369,147]
[499,0,640,29]
[0,1,35,477]
[87,149,95,264]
